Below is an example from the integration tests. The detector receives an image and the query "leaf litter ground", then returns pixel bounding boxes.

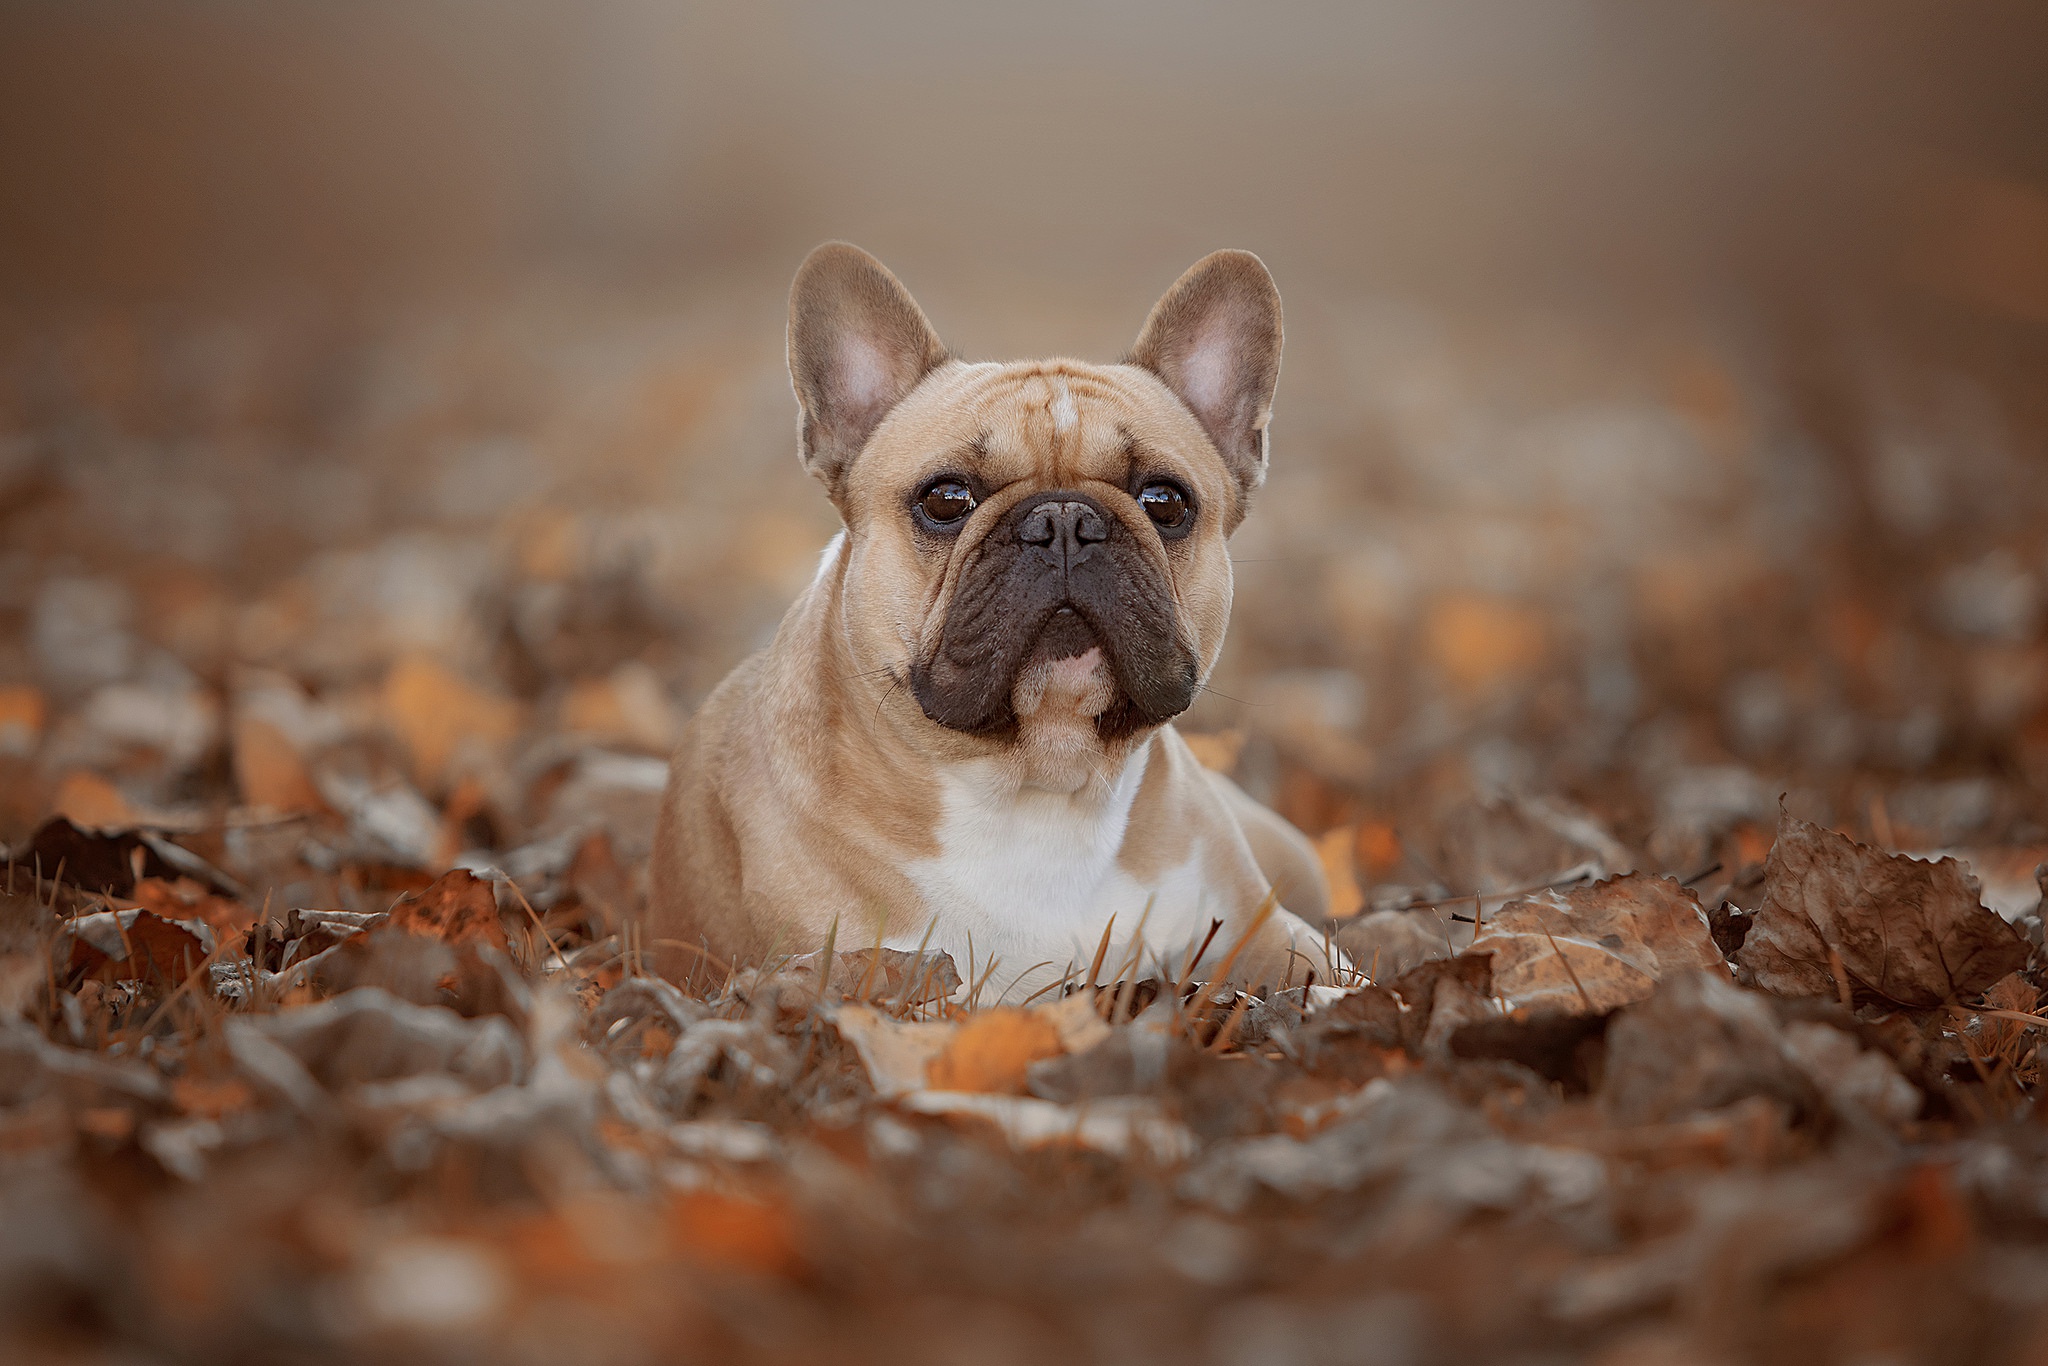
[4,290,2048,1365]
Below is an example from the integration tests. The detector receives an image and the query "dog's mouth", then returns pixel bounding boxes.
[1024,606,1098,667]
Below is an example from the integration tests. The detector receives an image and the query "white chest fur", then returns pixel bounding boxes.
[893,741,1218,999]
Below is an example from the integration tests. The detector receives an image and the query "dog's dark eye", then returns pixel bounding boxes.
[916,480,977,527]
[1139,481,1192,533]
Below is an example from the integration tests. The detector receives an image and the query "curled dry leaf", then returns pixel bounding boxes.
[1471,873,1729,1016]
[65,909,206,984]
[386,869,509,951]
[1735,815,2030,1008]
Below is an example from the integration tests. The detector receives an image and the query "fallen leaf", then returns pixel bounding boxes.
[1471,873,1729,1016]
[924,1008,1064,1094]
[20,817,242,898]
[66,909,206,984]
[1451,1010,1612,1092]
[171,1075,255,1118]
[1390,952,1495,1058]
[1316,827,1365,920]
[667,1191,802,1278]
[0,684,46,752]
[898,1091,1196,1163]
[831,1004,956,1098]
[231,714,324,813]
[1735,815,2030,1008]
[1335,909,1454,983]
[51,771,136,830]
[1423,593,1549,694]
[386,869,509,951]
[1035,988,1112,1055]
[127,878,257,940]
[1599,971,1823,1127]
[380,655,522,788]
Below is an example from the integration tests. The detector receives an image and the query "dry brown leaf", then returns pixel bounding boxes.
[1471,873,1729,1016]
[171,1075,256,1119]
[231,714,324,814]
[1389,952,1494,1057]
[924,1008,1064,1094]
[51,771,136,831]
[0,684,46,750]
[385,868,509,951]
[127,878,257,940]
[67,909,205,984]
[380,655,522,788]
[666,1190,803,1278]
[831,1005,956,1098]
[1735,815,2031,1008]
[1316,826,1365,920]
[1975,971,2043,1071]
[1423,593,1549,694]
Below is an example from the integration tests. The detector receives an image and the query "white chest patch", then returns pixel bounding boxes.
[894,745,1218,1000]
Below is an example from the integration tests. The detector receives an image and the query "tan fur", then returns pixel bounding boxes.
[650,246,1336,997]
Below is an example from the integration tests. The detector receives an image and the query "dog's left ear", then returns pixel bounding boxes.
[1128,250,1283,506]
[788,242,950,504]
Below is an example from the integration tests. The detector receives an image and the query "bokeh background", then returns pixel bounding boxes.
[4,0,2048,912]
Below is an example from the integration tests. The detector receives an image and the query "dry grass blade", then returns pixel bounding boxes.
[1085,914,1116,992]
[1190,886,1278,1023]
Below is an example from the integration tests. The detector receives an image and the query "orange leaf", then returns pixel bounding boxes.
[924,1008,1063,1095]
[129,878,258,940]
[231,715,324,814]
[51,771,136,831]
[171,1076,255,1118]
[667,1191,802,1278]
[1422,594,1548,694]
[386,869,509,950]
[0,684,46,751]
[1316,826,1364,920]
[68,910,205,984]
[380,655,522,789]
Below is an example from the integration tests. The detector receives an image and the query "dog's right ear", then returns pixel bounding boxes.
[788,243,950,503]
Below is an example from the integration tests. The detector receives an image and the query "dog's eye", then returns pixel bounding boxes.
[916,480,977,527]
[1138,481,1192,533]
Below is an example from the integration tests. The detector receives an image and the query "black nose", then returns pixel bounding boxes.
[1017,497,1109,566]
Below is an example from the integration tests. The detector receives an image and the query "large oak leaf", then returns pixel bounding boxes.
[1735,815,2029,1008]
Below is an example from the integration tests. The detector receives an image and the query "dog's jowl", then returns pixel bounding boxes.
[650,243,1340,1000]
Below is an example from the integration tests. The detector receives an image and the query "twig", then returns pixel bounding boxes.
[1432,868,1599,919]
[1540,919,1596,1014]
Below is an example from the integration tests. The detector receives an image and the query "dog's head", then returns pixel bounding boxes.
[788,243,1281,791]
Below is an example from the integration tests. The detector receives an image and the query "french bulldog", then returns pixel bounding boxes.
[650,244,1341,1000]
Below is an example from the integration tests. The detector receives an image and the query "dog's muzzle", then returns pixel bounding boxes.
[909,489,1197,736]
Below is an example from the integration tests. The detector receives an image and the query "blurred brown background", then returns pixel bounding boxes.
[3,0,2047,908]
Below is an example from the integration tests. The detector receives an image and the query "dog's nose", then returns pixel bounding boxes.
[1018,498,1108,564]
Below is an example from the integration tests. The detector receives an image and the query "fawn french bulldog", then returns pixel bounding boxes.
[650,244,1339,1000]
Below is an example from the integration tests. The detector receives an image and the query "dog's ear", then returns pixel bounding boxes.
[1128,250,1283,504]
[788,243,950,502]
